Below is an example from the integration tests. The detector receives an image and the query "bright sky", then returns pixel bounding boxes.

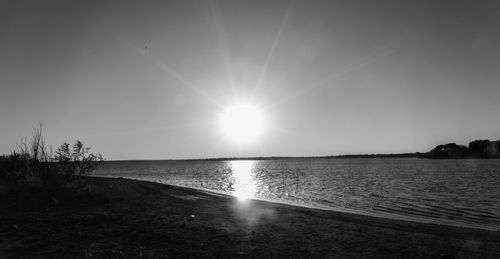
[1,0,499,160]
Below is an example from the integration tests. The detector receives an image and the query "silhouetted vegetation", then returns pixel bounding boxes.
[424,139,500,159]
[0,123,103,200]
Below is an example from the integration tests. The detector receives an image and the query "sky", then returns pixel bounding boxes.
[1,0,499,160]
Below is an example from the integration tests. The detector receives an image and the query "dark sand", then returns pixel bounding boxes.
[1,177,500,258]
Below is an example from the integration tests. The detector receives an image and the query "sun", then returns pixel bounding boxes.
[220,103,265,144]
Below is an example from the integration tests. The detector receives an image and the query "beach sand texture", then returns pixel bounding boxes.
[1,177,500,258]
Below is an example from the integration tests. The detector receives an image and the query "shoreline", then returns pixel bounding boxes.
[154,178,499,235]
[95,175,500,232]
[2,177,500,258]
[164,181,500,233]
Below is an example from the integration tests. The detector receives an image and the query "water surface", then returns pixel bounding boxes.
[93,158,500,230]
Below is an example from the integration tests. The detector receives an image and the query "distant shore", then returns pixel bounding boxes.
[1,177,500,258]
[107,153,424,162]
[106,139,500,161]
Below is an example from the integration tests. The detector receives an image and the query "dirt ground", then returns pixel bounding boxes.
[1,177,500,258]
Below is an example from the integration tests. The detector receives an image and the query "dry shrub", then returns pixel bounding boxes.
[0,123,103,197]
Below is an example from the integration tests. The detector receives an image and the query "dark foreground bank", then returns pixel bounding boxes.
[1,177,500,258]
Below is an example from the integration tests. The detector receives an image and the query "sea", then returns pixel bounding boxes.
[92,158,500,231]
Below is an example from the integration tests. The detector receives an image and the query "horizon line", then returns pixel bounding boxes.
[105,152,424,162]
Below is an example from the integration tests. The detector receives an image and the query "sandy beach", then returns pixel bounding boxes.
[1,177,500,258]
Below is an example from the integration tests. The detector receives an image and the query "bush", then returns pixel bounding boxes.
[0,152,31,188]
[0,123,103,194]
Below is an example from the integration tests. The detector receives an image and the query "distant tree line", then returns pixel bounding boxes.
[423,139,500,159]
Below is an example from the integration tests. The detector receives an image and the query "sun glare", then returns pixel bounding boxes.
[220,103,265,144]
[230,160,256,200]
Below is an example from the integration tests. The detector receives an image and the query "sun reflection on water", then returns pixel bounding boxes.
[230,160,256,200]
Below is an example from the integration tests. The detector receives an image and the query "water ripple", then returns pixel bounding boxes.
[93,158,500,231]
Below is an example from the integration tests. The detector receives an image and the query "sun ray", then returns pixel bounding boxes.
[143,49,223,108]
[251,0,294,99]
[264,38,406,110]
[207,0,237,99]
[83,121,208,139]
[117,36,223,108]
